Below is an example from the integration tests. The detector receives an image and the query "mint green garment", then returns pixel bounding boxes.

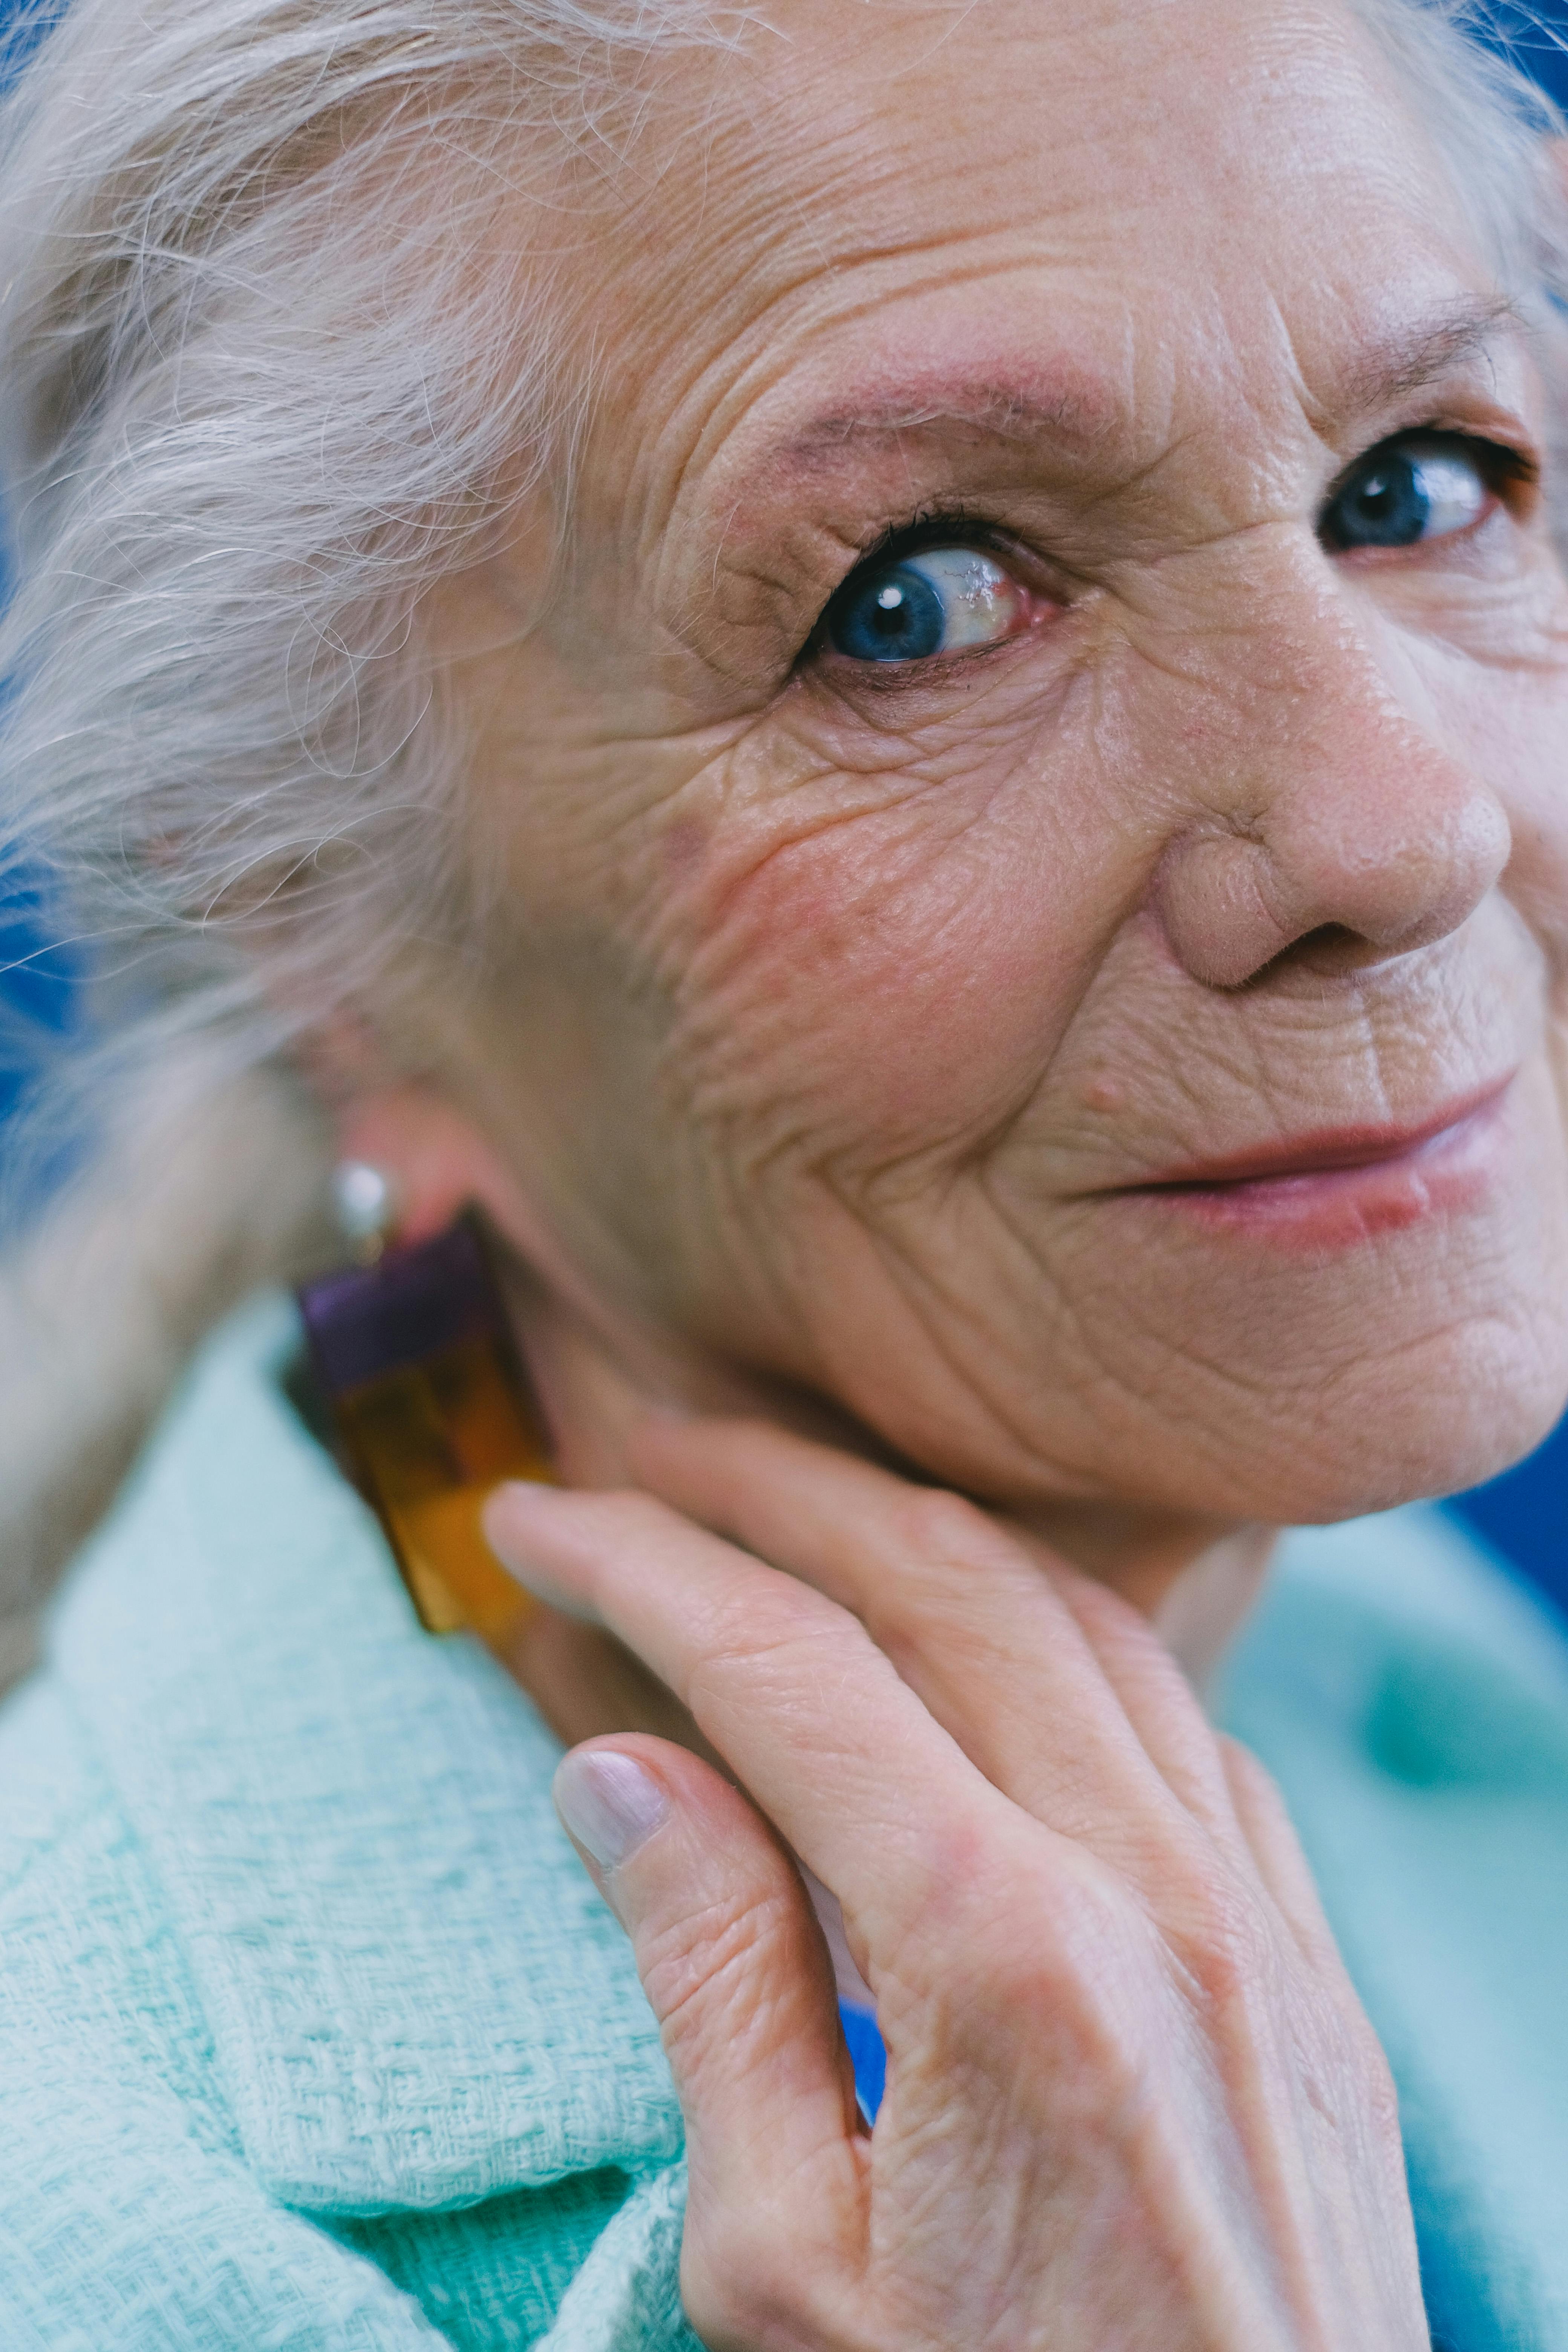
[0,1295,695,2352]
[1217,1511,1568,2351]
[0,1293,1565,2348]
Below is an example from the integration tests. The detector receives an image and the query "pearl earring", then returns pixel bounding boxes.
[329,1160,403,1263]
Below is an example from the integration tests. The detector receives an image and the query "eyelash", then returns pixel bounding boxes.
[841,505,992,577]
[807,429,1537,663]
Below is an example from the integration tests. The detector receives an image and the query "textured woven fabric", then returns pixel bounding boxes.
[0,1295,697,2350]
[0,1292,1565,2347]
[1219,1513,1568,2352]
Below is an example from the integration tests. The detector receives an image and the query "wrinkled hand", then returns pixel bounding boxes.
[484,1422,1425,2352]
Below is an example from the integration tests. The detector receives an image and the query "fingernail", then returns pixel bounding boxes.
[553,1749,671,1871]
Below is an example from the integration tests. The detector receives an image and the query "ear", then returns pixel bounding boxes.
[296,1020,627,1360]
[329,1078,737,1490]
[294,1013,551,1256]
[335,1083,498,1243]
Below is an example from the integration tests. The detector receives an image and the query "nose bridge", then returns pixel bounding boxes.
[1145,548,1511,991]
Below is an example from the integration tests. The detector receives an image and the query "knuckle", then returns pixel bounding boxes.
[638,1879,795,2043]
[891,1797,1021,1932]
[1165,1850,1280,2000]
[910,1819,1145,2019]
[686,1599,862,1721]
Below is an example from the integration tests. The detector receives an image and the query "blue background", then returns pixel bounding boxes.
[0,0,1566,1616]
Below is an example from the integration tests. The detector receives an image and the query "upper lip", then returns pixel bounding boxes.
[1120,1075,1514,1192]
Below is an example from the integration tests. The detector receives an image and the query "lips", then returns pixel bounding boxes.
[1133,1076,1516,1193]
[1105,1075,1516,1246]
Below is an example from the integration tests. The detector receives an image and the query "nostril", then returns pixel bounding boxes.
[1230,923,1375,990]
[1275,922,1389,979]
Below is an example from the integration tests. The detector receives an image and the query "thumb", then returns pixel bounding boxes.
[552,1737,866,2324]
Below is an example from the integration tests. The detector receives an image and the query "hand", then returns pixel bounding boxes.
[483,1422,1426,2352]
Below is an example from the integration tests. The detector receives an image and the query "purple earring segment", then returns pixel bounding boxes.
[297,1219,554,1642]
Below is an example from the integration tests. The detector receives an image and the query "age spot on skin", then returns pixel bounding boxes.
[662,818,712,882]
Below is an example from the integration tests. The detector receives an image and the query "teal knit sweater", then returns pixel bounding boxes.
[1,1294,1565,2349]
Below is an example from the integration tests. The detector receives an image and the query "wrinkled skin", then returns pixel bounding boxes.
[399,0,1568,1557]
[488,1429,1423,2350]
[338,0,1568,2340]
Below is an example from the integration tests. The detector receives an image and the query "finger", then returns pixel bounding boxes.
[629,1415,1233,1851]
[1216,1734,1350,1974]
[485,1479,1019,1951]
[1012,1544,1246,1841]
[501,1605,726,1769]
[551,1736,865,2337]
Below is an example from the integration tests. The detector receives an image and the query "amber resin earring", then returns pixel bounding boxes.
[297,1167,554,1647]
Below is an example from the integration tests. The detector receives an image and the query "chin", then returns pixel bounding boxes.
[1320,1369,1566,1527]
[1200,1299,1568,1531]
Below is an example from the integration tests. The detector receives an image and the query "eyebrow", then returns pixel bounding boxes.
[1329,294,1528,413]
[775,378,1117,466]
[766,296,1531,475]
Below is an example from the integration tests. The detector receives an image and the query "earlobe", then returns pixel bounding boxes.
[334,1084,508,1246]
[327,1080,638,1378]
[292,1014,536,1253]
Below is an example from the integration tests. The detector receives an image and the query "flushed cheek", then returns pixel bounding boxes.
[660,775,1122,1166]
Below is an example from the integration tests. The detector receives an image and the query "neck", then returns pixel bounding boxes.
[498,1266,1276,1707]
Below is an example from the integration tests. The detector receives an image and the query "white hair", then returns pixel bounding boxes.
[0,0,1562,1674]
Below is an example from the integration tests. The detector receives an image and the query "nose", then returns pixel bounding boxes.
[1150,591,1511,991]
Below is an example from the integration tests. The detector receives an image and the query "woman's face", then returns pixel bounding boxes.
[429,0,1568,1538]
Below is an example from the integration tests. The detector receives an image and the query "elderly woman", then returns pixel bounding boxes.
[2,0,1568,2342]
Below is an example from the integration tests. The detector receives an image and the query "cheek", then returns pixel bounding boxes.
[665,773,1122,1165]
[1418,624,1568,980]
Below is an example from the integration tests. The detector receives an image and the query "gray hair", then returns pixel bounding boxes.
[0,0,725,1109]
[0,0,729,1666]
[0,0,1562,1672]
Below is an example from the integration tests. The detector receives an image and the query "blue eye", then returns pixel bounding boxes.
[824,545,1025,663]
[1320,436,1492,553]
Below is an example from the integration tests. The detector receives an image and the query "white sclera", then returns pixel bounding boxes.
[902,545,1024,649]
[1410,449,1489,539]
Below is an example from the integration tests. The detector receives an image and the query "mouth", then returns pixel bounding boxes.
[1107,1075,1517,1246]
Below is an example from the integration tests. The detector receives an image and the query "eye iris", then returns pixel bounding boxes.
[1332,450,1429,548]
[827,562,946,661]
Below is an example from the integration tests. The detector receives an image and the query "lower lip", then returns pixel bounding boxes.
[1126,1086,1513,1250]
